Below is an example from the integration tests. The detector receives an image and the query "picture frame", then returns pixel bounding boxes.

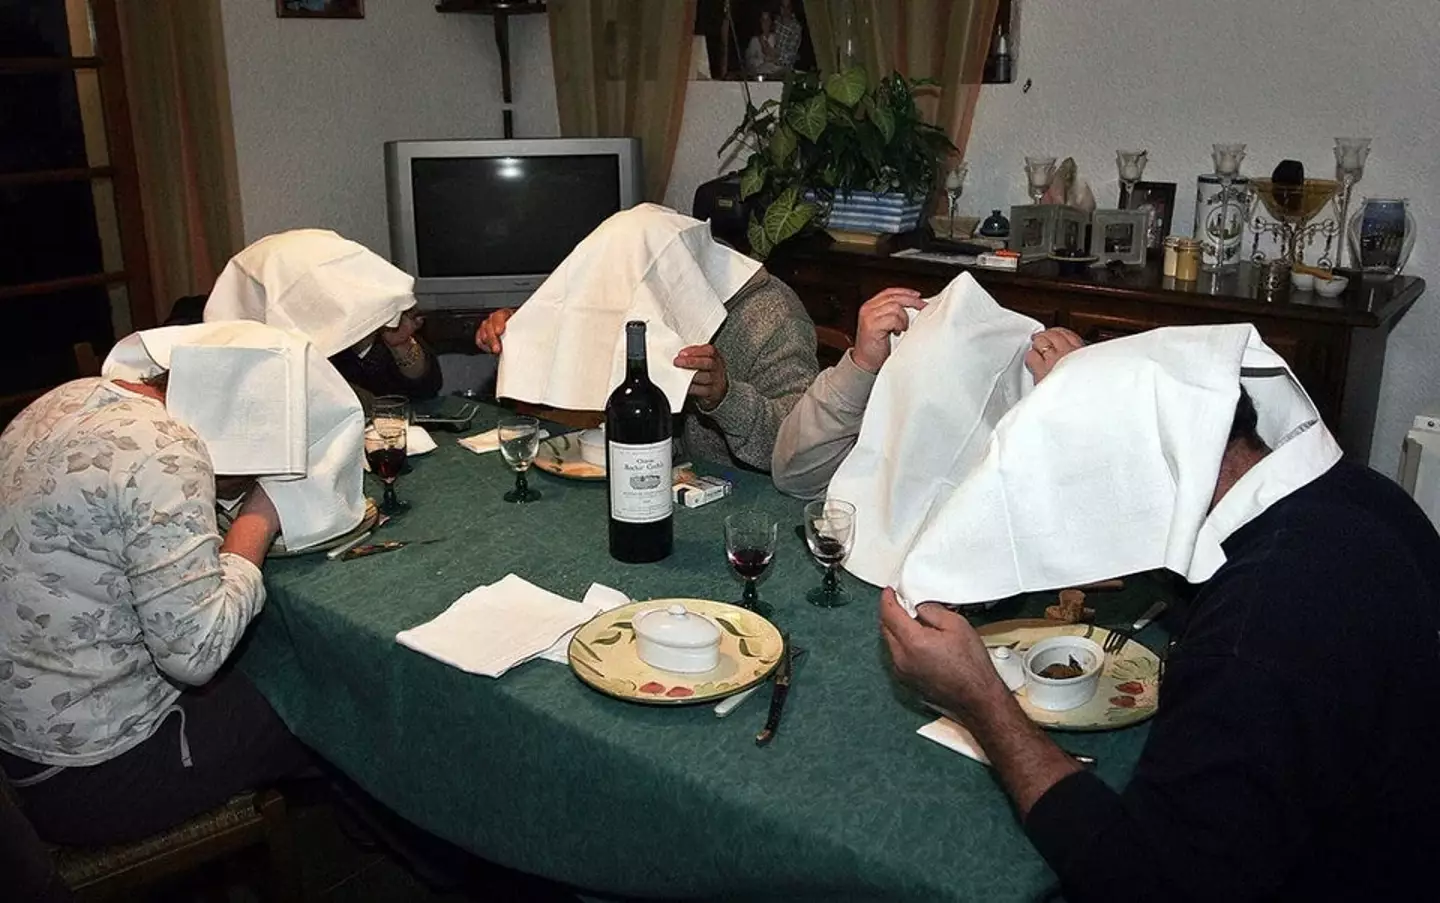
[1120,180,1177,252]
[1009,204,1089,262]
[1054,206,1090,254]
[694,0,815,81]
[1089,209,1148,266]
[276,0,364,19]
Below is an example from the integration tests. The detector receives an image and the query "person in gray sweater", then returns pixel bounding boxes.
[771,287,1085,499]
[476,268,818,472]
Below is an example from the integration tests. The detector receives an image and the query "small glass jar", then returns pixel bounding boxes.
[1162,236,1181,278]
[1173,238,1202,282]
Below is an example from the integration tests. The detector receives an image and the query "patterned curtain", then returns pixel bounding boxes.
[116,0,242,322]
[804,0,998,158]
[548,0,697,204]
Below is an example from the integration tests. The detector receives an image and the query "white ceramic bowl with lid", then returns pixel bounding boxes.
[1022,636,1104,712]
[579,427,607,467]
[633,604,722,674]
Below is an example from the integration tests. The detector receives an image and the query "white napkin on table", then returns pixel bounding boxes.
[102,321,365,551]
[203,228,416,357]
[917,717,990,766]
[458,427,551,455]
[829,273,1041,590]
[536,583,632,664]
[495,204,758,414]
[394,575,623,678]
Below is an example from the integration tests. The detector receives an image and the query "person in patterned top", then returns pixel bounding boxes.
[773,0,803,72]
[0,372,310,846]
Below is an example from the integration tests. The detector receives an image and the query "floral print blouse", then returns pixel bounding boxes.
[0,379,265,767]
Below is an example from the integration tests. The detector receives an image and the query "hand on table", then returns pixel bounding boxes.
[879,587,1010,726]
[1023,327,1084,383]
[851,288,927,374]
[381,311,424,348]
[674,344,728,411]
[475,308,516,355]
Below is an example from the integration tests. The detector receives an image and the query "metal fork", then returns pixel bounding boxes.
[1102,600,1167,655]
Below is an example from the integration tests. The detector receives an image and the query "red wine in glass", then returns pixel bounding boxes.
[367,447,406,482]
[809,536,847,566]
[727,547,774,579]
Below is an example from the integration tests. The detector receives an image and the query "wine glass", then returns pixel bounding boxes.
[944,161,968,238]
[724,511,778,617]
[366,396,410,515]
[498,416,542,503]
[1024,156,1056,205]
[803,499,856,607]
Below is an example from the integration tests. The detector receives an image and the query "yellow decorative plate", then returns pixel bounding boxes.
[268,498,379,558]
[535,433,605,481]
[568,599,784,705]
[978,619,1160,732]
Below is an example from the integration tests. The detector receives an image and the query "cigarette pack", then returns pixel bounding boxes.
[976,252,1020,270]
[673,475,732,508]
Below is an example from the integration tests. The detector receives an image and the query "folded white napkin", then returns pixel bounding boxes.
[536,583,632,664]
[203,228,416,357]
[458,427,550,455]
[495,204,757,413]
[102,322,365,551]
[917,717,990,766]
[394,574,619,678]
[829,273,1041,589]
[887,323,1340,611]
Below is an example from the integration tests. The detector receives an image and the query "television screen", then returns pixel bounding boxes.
[410,155,621,279]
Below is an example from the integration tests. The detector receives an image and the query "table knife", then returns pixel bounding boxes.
[755,637,796,747]
[1131,600,1167,631]
[338,538,444,561]
[716,647,805,718]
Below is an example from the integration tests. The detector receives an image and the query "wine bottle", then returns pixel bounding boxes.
[606,320,673,563]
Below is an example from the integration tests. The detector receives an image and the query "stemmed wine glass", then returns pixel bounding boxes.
[366,396,410,515]
[803,499,856,607]
[1024,156,1056,205]
[1332,137,1371,270]
[944,161,968,239]
[498,416,542,503]
[724,511,778,617]
[1210,143,1246,268]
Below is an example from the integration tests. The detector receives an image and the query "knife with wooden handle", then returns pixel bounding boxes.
[755,637,795,747]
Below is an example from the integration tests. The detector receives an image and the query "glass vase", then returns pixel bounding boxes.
[1347,197,1416,279]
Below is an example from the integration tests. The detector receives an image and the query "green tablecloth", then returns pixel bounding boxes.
[238,405,1169,902]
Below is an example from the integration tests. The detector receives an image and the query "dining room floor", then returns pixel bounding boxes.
[145,790,579,902]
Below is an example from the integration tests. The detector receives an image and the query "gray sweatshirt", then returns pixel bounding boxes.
[769,350,877,499]
[680,272,818,471]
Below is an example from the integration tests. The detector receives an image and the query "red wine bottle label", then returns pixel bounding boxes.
[608,439,672,524]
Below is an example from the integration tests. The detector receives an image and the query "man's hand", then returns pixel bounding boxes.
[851,288,926,374]
[674,344,728,411]
[475,308,516,355]
[381,311,423,348]
[1023,327,1085,383]
[879,587,1010,724]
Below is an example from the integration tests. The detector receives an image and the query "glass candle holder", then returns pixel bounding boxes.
[1116,149,1148,203]
[1024,156,1056,205]
[1332,138,1371,270]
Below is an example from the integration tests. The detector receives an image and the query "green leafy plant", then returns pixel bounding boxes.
[720,65,956,259]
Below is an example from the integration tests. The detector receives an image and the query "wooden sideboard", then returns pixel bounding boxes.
[766,240,1425,460]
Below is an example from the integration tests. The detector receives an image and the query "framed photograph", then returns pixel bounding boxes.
[695,0,816,81]
[1090,209,1148,266]
[1009,204,1056,262]
[277,0,364,19]
[1120,180,1177,251]
[1054,206,1090,254]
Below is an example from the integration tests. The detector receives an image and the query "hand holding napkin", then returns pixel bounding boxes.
[395,575,625,678]
[495,204,759,413]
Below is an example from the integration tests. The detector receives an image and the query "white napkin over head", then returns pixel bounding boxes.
[829,273,1043,589]
[875,320,1341,610]
[395,575,625,678]
[102,321,366,551]
[495,204,759,413]
[203,228,416,357]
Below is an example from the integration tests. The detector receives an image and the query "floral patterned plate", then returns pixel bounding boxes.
[267,498,379,558]
[977,619,1160,731]
[534,433,605,481]
[568,599,784,705]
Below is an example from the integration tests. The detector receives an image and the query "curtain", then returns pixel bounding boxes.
[805,0,998,157]
[548,0,696,204]
[116,0,242,322]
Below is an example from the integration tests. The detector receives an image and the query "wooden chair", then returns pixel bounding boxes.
[814,325,854,369]
[1,772,301,902]
[1,343,104,429]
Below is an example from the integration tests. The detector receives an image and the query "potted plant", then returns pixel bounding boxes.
[720,65,956,259]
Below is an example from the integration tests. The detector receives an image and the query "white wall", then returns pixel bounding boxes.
[219,1,504,257]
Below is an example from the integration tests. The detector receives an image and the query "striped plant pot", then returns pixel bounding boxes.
[823,190,927,234]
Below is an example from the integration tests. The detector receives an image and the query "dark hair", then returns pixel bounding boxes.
[1229,386,1265,451]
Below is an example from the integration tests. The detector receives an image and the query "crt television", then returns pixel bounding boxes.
[384,137,644,297]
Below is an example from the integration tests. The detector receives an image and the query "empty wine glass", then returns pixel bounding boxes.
[803,499,856,607]
[1024,156,1056,205]
[366,396,410,515]
[498,416,542,503]
[724,511,778,617]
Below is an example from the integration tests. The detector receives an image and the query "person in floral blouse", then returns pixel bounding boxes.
[0,372,310,846]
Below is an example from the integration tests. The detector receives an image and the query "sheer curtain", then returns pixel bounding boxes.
[805,0,998,157]
[548,0,696,204]
[116,0,242,322]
